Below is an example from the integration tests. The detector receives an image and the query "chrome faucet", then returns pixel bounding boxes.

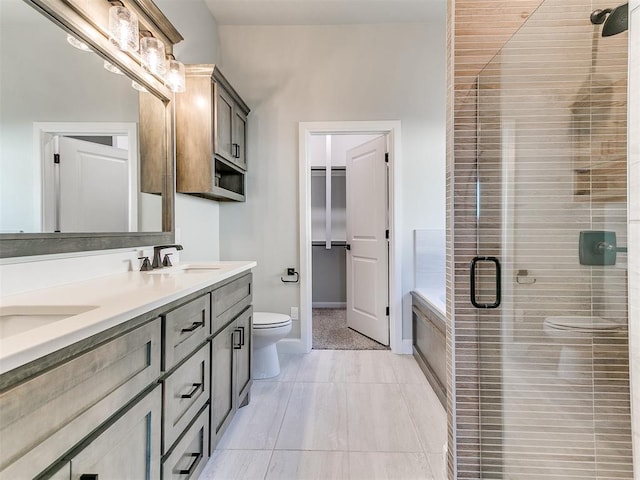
[152,244,183,269]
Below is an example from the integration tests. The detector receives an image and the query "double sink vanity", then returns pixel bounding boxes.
[0,1,257,478]
[0,260,256,479]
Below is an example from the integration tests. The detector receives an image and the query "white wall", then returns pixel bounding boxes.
[157,0,222,261]
[627,0,640,473]
[217,18,447,339]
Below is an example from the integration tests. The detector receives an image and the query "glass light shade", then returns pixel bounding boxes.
[104,60,124,75]
[131,80,148,93]
[109,6,139,52]
[165,59,186,93]
[66,34,91,52]
[140,37,167,76]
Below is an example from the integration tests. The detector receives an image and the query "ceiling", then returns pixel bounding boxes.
[203,0,446,25]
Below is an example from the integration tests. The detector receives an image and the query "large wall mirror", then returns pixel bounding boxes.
[0,0,182,258]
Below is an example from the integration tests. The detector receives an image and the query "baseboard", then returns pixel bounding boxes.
[276,338,308,354]
[312,302,346,309]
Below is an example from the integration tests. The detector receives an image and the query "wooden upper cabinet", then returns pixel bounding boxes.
[139,92,168,195]
[175,65,250,202]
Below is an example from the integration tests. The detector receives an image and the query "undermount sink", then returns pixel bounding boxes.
[0,305,98,339]
[144,263,223,275]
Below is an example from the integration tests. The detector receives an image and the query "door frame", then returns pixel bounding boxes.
[298,121,402,354]
[34,122,138,232]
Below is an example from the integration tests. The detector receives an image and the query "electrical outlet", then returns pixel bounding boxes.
[290,307,299,320]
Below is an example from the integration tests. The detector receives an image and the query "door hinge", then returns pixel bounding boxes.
[385,229,389,240]
[385,152,389,163]
[53,153,60,164]
[386,306,389,316]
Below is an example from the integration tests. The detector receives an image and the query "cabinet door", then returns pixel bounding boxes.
[70,386,161,480]
[214,83,234,163]
[235,308,252,406]
[210,321,236,449]
[232,108,247,170]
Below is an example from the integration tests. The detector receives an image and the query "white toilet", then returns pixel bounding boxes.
[543,315,627,382]
[252,312,292,379]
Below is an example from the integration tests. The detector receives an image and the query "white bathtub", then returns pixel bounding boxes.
[413,289,446,316]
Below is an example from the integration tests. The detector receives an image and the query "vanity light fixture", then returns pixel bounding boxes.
[66,34,92,52]
[108,3,139,52]
[140,35,167,77]
[165,55,186,93]
[104,60,124,75]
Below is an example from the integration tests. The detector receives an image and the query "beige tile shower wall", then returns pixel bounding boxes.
[628,0,640,475]
[450,0,632,478]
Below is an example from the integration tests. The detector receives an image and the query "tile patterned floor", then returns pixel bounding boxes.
[199,350,447,480]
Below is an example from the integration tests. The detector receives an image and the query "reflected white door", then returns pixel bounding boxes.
[346,135,389,345]
[57,136,130,232]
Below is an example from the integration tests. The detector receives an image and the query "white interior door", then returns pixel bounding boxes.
[346,135,389,345]
[57,136,130,232]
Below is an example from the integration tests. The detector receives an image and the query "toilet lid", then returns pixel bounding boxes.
[545,316,626,332]
[253,312,291,329]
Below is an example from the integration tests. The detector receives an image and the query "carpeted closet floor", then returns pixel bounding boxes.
[312,308,388,350]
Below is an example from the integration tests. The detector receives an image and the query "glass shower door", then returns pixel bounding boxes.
[474,0,631,478]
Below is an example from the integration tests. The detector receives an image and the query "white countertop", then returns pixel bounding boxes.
[0,261,256,375]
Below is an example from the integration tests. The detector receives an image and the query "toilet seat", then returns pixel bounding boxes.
[544,316,626,333]
[253,312,292,329]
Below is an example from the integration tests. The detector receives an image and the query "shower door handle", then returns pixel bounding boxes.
[470,256,501,309]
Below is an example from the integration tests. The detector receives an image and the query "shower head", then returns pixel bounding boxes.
[590,2,629,36]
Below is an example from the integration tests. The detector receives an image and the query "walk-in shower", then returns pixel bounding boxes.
[453,0,631,477]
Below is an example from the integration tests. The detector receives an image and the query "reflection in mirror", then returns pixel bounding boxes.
[0,0,164,234]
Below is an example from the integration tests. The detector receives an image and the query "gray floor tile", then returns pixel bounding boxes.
[216,381,293,450]
[295,350,346,383]
[276,382,348,451]
[266,450,349,479]
[400,383,447,454]
[390,354,430,384]
[344,350,397,383]
[198,450,272,480]
[349,452,434,480]
[347,383,422,452]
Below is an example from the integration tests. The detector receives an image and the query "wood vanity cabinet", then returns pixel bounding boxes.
[210,275,253,449]
[0,272,253,480]
[175,64,250,202]
[0,318,162,480]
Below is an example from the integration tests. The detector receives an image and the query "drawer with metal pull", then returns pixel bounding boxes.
[162,343,210,452]
[162,405,209,480]
[163,294,210,371]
